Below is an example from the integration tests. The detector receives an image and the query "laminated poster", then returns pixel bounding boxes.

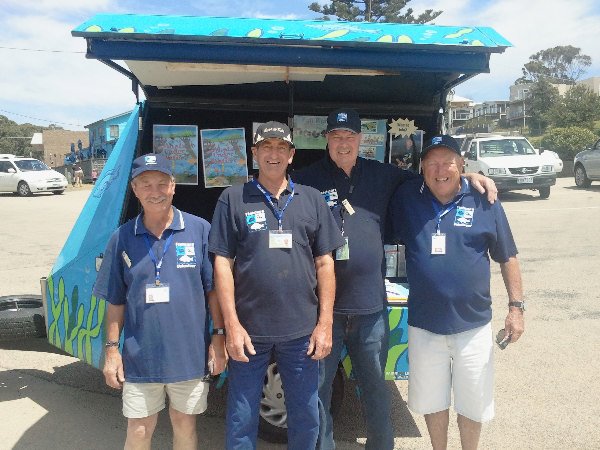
[389,130,424,171]
[359,119,387,162]
[201,128,249,188]
[152,125,199,185]
[293,115,327,150]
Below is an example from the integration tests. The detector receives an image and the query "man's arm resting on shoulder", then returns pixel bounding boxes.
[213,255,255,363]
[207,289,227,374]
[463,172,498,204]
[500,256,525,343]
[103,303,125,389]
[308,253,336,360]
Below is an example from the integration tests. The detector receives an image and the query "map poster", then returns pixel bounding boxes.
[152,125,199,185]
[359,119,387,162]
[293,115,327,150]
[201,128,249,188]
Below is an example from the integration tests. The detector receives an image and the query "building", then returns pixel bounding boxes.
[578,76,600,96]
[507,82,573,128]
[447,94,474,133]
[85,111,131,159]
[30,130,89,167]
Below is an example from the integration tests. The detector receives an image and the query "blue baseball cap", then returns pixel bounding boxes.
[326,108,362,134]
[131,153,173,179]
[420,135,461,160]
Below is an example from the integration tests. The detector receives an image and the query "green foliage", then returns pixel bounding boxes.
[308,0,442,23]
[528,135,543,149]
[546,85,600,130]
[527,79,560,135]
[0,115,52,157]
[540,127,598,160]
[516,45,591,84]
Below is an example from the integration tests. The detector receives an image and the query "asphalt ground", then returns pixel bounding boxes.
[1,178,599,449]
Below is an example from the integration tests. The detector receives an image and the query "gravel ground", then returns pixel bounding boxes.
[1,178,599,449]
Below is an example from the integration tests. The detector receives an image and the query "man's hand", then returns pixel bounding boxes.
[208,336,228,375]
[103,348,125,389]
[504,309,525,343]
[464,172,498,204]
[225,322,256,362]
[307,321,332,360]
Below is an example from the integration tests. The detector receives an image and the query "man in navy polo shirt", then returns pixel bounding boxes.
[209,121,344,450]
[94,153,227,450]
[389,135,525,450]
[293,109,498,450]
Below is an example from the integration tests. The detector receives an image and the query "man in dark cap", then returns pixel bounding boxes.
[389,135,524,450]
[293,110,498,450]
[209,122,345,449]
[94,152,227,449]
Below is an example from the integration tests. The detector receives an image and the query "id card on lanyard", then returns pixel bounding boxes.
[253,179,295,249]
[143,230,174,303]
[430,194,464,255]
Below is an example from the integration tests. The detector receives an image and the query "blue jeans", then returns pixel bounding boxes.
[318,309,393,450]
[226,335,319,450]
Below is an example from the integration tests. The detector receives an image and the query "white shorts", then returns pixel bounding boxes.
[122,378,209,419]
[408,323,494,422]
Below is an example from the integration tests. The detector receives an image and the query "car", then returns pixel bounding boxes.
[540,149,563,173]
[574,138,600,188]
[463,135,556,199]
[0,154,68,196]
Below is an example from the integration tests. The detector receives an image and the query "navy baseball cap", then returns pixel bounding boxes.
[131,153,173,179]
[254,121,295,147]
[420,135,461,160]
[326,108,362,134]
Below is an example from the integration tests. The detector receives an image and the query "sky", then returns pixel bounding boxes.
[1,0,599,131]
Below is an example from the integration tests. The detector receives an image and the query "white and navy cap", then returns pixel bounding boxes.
[420,135,461,160]
[254,121,295,147]
[326,108,362,134]
[131,153,173,179]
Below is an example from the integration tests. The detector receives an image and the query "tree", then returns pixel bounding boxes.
[547,84,600,130]
[0,115,44,157]
[526,78,560,135]
[516,45,591,85]
[541,126,598,160]
[308,0,442,23]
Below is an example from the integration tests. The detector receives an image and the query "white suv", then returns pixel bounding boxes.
[463,136,556,199]
[0,154,68,196]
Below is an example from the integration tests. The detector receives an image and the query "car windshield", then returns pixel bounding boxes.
[479,139,536,157]
[14,159,50,171]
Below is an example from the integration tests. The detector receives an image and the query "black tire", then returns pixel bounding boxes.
[538,186,551,199]
[0,295,46,341]
[52,190,64,195]
[17,181,32,197]
[574,164,591,188]
[258,362,345,444]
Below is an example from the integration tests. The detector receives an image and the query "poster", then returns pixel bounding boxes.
[292,115,327,149]
[152,125,199,185]
[359,119,387,162]
[389,130,424,172]
[200,128,249,188]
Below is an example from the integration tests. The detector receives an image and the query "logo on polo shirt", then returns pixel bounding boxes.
[245,210,268,232]
[176,242,197,268]
[454,207,474,227]
[321,189,339,208]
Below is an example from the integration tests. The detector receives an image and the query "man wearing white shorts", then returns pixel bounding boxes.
[93,153,227,449]
[389,135,525,449]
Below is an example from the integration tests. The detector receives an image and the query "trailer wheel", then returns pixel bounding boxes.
[258,362,345,443]
[0,295,46,341]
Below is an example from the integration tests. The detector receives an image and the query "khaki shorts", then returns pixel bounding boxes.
[407,323,495,423]
[122,378,209,419]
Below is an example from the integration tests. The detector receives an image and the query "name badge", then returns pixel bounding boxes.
[341,199,355,215]
[269,230,293,248]
[146,283,170,303]
[335,236,350,260]
[431,233,446,255]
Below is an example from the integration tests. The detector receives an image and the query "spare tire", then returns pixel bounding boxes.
[0,295,46,340]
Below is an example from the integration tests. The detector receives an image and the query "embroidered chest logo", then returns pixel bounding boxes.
[321,189,339,208]
[176,242,197,268]
[245,209,268,232]
[454,207,474,227]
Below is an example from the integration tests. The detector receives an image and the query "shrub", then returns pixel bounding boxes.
[540,127,598,160]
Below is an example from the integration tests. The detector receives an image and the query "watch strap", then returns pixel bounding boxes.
[508,301,525,311]
[212,328,226,336]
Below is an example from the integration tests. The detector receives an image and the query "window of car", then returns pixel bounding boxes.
[13,159,50,172]
[479,139,535,157]
[0,161,15,173]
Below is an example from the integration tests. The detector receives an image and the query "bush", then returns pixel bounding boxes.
[528,136,543,149]
[540,127,598,160]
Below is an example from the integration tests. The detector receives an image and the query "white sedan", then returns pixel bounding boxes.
[540,149,563,173]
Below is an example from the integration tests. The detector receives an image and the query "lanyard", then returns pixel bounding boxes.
[253,178,295,231]
[430,181,466,234]
[330,163,359,236]
[143,230,175,285]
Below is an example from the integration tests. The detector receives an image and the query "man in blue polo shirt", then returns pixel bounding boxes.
[93,153,227,450]
[209,121,344,450]
[389,135,525,450]
[293,109,498,450]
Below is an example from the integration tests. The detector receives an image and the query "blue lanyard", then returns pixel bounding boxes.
[252,178,295,231]
[143,230,175,285]
[430,183,466,234]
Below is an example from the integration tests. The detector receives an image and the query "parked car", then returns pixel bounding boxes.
[0,154,68,196]
[463,135,556,199]
[540,149,563,173]
[574,138,600,187]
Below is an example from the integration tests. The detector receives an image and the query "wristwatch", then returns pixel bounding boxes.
[212,328,226,336]
[508,301,526,312]
[105,340,120,348]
